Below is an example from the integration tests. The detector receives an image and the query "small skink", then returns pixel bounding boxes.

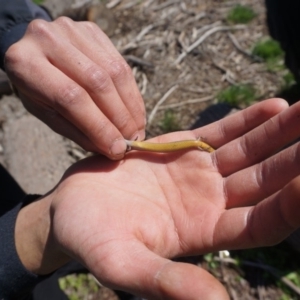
[125,139,214,153]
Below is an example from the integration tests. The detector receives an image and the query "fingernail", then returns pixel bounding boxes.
[130,129,145,141]
[110,139,126,157]
[138,129,146,140]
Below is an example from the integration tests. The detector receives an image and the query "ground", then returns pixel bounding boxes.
[1,0,300,299]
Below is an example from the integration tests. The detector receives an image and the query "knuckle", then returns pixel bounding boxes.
[26,19,52,38]
[54,16,75,29]
[107,59,132,83]
[82,21,99,32]
[85,66,111,92]
[55,84,85,108]
[4,43,24,68]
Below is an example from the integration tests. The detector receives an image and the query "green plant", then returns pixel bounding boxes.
[282,71,296,90]
[59,273,99,299]
[252,39,284,61]
[227,5,256,24]
[159,110,181,133]
[32,0,45,4]
[266,58,285,72]
[203,253,219,269]
[252,38,285,72]
[217,84,256,106]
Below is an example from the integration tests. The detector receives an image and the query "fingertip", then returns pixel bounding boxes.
[155,261,229,300]
[262,98,289,113]
[109,138,127,159]
[130,129,146,141]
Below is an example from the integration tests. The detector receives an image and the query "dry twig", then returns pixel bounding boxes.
[228,33,263,62]
[181,12,206,28]
[148,85,179,125]
[106,0,122,9]
[159,95,214,109]
[120,24,155,53]
[152,0,180,11]
[211,58,236,85]
[141,73,148,95]
[175,24,247,64]
[124,55,154,68]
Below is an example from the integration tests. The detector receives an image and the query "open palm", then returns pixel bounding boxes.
[50,99,300,299]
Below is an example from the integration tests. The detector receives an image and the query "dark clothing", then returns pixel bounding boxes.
[265,0,300,83]
[0,166,41,299]
[0,1,52,298]
[0,0,51,70]
[0,165,82,300]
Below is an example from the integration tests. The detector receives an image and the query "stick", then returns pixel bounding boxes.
[120,24,155,53]
[148,85,178,125]
[159,95,213,109]
[106,0,122,9]
[141,73,148,95]
[152,0,180,11]
[175,24,247,64]
[136,24,154,42]
[123,55,154,68]
[228,33,263,62]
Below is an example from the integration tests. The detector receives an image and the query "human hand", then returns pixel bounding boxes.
[4,17,145,159]
[16,98,300,299]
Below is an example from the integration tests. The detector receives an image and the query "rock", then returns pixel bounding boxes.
[41,0,117,36]
[2,98,73,194]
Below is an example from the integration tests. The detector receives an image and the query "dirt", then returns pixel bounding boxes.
[1,0,300,299]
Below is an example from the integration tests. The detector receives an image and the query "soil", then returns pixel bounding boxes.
[1,0,300,299]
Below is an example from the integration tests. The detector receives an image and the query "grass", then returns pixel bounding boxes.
[159,110,181,133]
[59,273,99,300]
[32,0,45,4]
[252,39,284,60]
[227,4,256,24]
[282,71,296,90]
[217,84,256,106]
[252,38,285,72]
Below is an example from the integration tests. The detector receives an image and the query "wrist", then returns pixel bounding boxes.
[15,193,70,275]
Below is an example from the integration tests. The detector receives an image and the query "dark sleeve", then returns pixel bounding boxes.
[265,0,300,83]
[0,195,44,299]
[0,0,51,70]
[0,165,46,299]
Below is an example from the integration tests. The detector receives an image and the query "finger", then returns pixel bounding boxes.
[213,176,300,250]
[216,100,300,176]
[76,21,146,130]
[43,29,144,141]
[9,51,127,159]
[21,59,126,159]
[51,17,146,139]
[85,241,229,300]
[225,141,300,208]
[49,44,142,140]
[192,98,288,150]
[20,94,100,153]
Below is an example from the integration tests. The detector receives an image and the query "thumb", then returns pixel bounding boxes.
[89,241,229,300]
[152,260,229,300]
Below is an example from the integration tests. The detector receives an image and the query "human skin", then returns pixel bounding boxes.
[15,98,300,299]
[4,17,146,159]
